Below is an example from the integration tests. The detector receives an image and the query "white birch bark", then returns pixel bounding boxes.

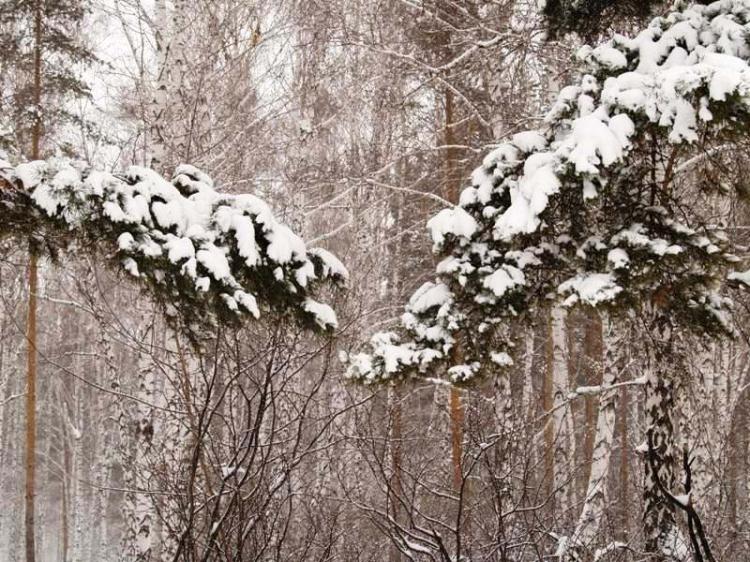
[149,0,170,171]
[642,320,689,560]
[550,306,574,512]
[70,388,86,562]
[122,331,157,562]
[676,343,713,509]
[566,316,618,558]
[158,328,194,562]
[92,327,118,562]
[170,0,189,162]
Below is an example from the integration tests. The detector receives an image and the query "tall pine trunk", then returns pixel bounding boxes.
[24,0,43,560]
[643,320,685,559]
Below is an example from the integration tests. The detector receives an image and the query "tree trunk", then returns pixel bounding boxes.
[546,306,573,513]
[618,381,631,542]
[567,314,617,557]
[24,254,38,562]
[643,324,685,559]
[61,409,71,562]
[581,311,604,497]
[24,0,43,559]
[122,327,157,562]
[443,85,465,497]
[388,385,403,562]
[149,0,170,171]
[94,328,118,562]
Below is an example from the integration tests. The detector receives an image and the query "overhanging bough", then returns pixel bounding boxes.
[0,158,347,334]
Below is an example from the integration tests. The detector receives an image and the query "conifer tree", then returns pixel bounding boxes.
[0,2,94,560]
[347,1,750,558]
[0,0,94,158]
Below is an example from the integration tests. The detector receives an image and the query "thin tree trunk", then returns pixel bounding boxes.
[547,306,573,512]
[94,328,117,562]
[450,385,464,492]
[122,326,156,562]
[149,0,170,171]
[389,385,403,562]
[61,412,71,562]
[24,254,38,562]
[581,311,604,496]
[443,85,465,496]
[542,315,555,500]
[618,381,631,542]
[24,0,43,559]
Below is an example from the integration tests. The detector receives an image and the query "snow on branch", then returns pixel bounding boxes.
[347,0,750,385]
[0,158,347,334]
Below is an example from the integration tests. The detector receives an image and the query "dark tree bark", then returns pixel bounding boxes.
[643,324,679,559]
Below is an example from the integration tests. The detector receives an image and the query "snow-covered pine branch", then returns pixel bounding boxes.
[0,158,347,335]
[346,0,750,386]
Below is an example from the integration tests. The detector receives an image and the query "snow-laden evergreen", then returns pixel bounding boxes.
[0,158,347,332]
[346,0,750,386]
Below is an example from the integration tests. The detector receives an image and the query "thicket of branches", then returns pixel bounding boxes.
[1,1,750,562]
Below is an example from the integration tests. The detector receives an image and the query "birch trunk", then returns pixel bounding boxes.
[547,306,573,512]
[24,254,38,562]
[443,85,465,496]
[566,315,618,558]
[149,0,170,171]
[617,381,631,542]
[159,329,195,561]
[93,328,118,562]
[122,332,157,561]
[675,345,712,511]
[170,0,188,161]
[388,385,403,562]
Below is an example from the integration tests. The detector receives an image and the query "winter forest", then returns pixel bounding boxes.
[5,0,750,560]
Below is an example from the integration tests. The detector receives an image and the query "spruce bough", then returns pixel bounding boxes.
[0,158,347,335]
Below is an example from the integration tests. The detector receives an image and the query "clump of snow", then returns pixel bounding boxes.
[491,352,513,366]
[729,270,750,286]
[448,363,480,383]
[512,130,547,152]
[408,282,452,314]
[607,248,629,269]
[559,274,622,307]
[309,247,349,283]
[482,265,525,298]
[428,207,478,247]
[303,299,338,330]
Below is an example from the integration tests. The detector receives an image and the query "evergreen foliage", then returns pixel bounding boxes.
[0,0,95,155]
[543,0,661,38]
[346,0,750,386]
[0,158,347,336]
[542,0,712,38]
